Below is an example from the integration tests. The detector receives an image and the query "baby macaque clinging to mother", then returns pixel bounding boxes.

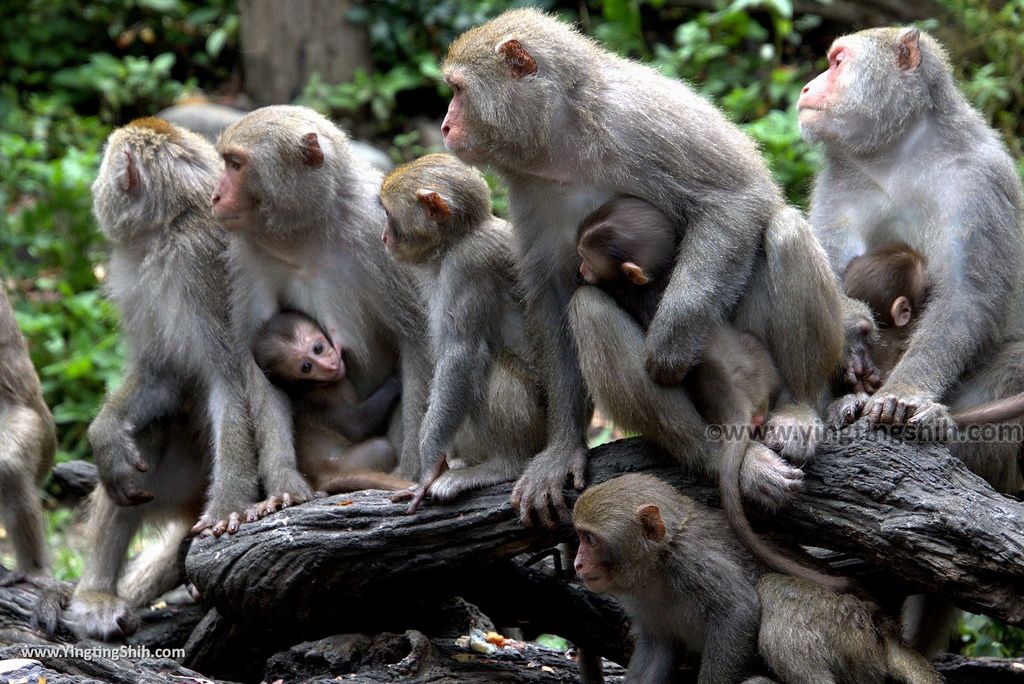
[252,310,412,494]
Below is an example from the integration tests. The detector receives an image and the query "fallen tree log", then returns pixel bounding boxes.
[187,428,1024,630]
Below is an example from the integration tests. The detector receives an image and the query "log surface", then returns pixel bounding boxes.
[187,430,1024,627]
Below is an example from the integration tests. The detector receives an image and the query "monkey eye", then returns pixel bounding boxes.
[300,361,313,374]
[313,341,324,355]
[829,48,847,67]
[582,531,598,547]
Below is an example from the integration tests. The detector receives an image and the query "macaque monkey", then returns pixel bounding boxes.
[573,474,941,683]
[577,196,845,591]
[379,153,544,511]
[576,196,677,330]
[800,27,1024,447]
[67,118,255,640]
[442,9,845,526]
[832,243,1024,431]
[252,310,411,492]
[212,105,431,512]
[0,288,56,579]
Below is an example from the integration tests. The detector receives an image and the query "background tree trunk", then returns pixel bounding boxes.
[238,0,372,106]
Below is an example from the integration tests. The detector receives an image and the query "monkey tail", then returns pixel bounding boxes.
[951,391,1024,426]
[320,471,416,494]
[720,436,851,594]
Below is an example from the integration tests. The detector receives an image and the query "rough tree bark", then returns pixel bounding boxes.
[238,0,372,106]
[187,428,1024,629]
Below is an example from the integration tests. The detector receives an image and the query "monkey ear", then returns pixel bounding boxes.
[636,504,666,541]
[300,132,325,167]
[496,39,538,79]
[891,296,913,327]
[622,262,650,285]
[897,28,922,71]
[120,150,140,193]
[415,189,452,223]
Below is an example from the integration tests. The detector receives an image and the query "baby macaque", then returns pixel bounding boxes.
[834,242,1024,428]
[573,474,941,683]
[578,197,846,592]
[252,311,409,492]
[577,196,676,330]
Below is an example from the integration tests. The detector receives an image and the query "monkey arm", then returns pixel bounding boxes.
[419,339,490,470]
[317,373,401,443]
[644,201,764,386]
[511,284,591,527]
[88,364,185,506]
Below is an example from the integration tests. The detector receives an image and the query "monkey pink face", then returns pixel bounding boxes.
[211,150,256,231]
[574,528,613,593]
[440,75,484,163]
[797,40,853,133]
[282,322,345,385]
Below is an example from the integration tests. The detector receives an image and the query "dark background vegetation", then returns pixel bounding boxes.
[1,0,1021,657]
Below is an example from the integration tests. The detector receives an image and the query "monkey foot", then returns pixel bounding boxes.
[826,393,870,429]
[761,411,821,466]
[740,443,803,510]
[65,590,140,641]
[864,391,955,439]
[511,446,587,528]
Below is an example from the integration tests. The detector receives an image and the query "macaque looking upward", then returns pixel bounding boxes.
[252,311,405,492]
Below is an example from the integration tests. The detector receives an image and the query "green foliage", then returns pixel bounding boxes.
[936,0,1024,161]
[0,90,122,463]
[52,53,192,123]
[959,613,1024,657]
[0,0,239,122]
[303,0,554,129]
[649,0,820,204]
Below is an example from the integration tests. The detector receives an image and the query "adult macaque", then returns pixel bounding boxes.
[0,288,56,580]
[67,119,253,639]
[800,27,1024,439]
[379,153,543,511]
[577,196,843,589]
[252,310,409,492]
[212,105,431,510]
[573,474,940,683]
[442,9,845,526]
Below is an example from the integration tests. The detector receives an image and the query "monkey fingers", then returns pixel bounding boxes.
[643,332,699,386]
[396,457,448,514]
[906,401,956,441]
[825,393,870,429]
[511,447,586,528]
[100,443,155,506]
[739,444,803,510]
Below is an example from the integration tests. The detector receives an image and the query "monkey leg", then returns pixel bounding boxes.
[66,491,146,640]
[0,406,50,576]
[569,287,802,505]
[735,207,844,464]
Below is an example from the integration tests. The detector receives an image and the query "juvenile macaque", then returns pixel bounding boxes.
[67,118,254,639]
[573,474,941,683]
[443,10,845,526]
[379,153,543,511]
[212,105,431,513]
[800,27,1024,443]
[252,310,410,492]
[831,242,1024,431]
[577,197,843,590]
[0,288,56,579]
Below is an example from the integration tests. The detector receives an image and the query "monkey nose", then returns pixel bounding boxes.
[441,121,451,137]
